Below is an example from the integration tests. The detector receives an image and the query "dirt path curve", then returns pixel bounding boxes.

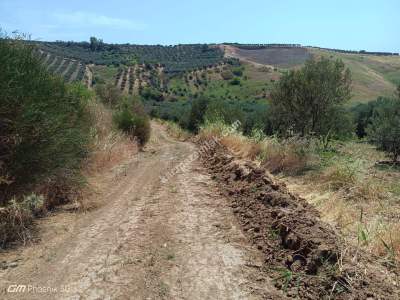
[0,123,282,300]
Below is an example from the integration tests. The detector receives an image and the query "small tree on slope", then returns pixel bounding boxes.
[270,57,352,138]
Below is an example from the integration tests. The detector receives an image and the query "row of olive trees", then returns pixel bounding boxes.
[270,57,400,162]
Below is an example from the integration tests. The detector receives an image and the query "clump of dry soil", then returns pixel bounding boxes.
[201,143,399,299]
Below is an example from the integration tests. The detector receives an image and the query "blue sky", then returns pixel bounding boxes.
[1,0,399,52]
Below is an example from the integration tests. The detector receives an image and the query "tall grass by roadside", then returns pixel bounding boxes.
[85,100,138,174]
[199,119,318,174]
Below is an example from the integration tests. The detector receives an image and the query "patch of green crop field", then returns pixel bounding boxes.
[92,65,119,85]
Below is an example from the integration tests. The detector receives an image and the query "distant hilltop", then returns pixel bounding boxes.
[223,43,399,56]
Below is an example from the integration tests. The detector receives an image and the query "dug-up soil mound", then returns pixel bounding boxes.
[200,143,399,299]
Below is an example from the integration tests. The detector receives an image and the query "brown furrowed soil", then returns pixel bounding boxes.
[0,123,284,299]
[221,45,311,68]
[200,142,399,299]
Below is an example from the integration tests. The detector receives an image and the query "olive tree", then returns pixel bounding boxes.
[367,94,400,162]
[270,57,352,138]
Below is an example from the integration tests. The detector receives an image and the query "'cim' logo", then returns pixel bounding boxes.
[7,285,26,293]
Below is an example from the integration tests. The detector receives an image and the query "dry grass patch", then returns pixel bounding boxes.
[260,137,318,175]
[85,100,138,174]
[285,142,400,266]
[79,100,138,210]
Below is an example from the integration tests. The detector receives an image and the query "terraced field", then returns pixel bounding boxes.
[114,64,166,95]
[38,51,86,83]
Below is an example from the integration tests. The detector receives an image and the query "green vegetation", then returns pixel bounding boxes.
[113,97,151,146]
[36,40,224,73]
[3,34,400,259]
[310,48,400,102]
[0,38,91,206]
[1,36,154,247]
[37,52,86,83]
[95,83,123,107]
[367,94,400,162]
[270,57,352,139]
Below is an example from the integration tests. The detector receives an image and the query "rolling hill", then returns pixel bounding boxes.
[221,44,400,103]
[34,40,400,103]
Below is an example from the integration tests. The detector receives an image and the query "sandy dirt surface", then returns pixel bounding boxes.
[0,123,283,300]
[84,65,93,89]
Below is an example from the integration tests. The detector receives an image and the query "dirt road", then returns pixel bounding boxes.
[0,123,282,300]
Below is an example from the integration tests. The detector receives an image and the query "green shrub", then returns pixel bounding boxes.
[367,97,400,162]
[114,98,151,146]
[95,83,122,107]
[187,96,209,132]
[0,38,91,204]
[140,86,164,101]
[204,98,245,127]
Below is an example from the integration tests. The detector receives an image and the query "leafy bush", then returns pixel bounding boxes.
[140,86,164,102]
[148,100,191,128]
[350,97,399,138]
[187,96,210,132]
[0,38,91,204]
[95,83,122,107]
[367,97,400,162]
[204,98,245,126]
[113,97,151,146]
[351,101,378,138]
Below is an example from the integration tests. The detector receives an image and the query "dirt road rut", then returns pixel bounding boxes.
[0,123,282,300]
